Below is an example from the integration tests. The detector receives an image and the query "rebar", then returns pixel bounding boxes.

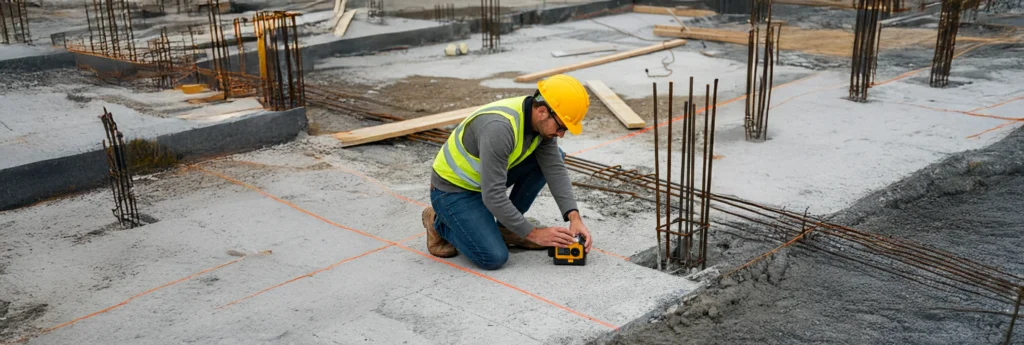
[0,0,32,44]
[850,0,883,102]
[745,21,781,141]
[368,0,384,22]
[480,0,500,51]
[254,11,305,110]
[99,109,141,229]
[435,3,455,23]
[930,0,972,87]
[651,78,719,270]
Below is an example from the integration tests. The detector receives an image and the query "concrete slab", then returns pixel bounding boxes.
[313,12,798,99]
[2,142,699,344]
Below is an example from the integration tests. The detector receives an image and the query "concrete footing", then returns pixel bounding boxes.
[0,107,307,211]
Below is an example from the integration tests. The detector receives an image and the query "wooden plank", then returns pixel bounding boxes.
[551,44,618,58]
[633,5,717,17]
[653,26,748,45]
[328,0,348,30]
[514,39,686,83]
[586,80,646,129]
[332,106,477,147]
[333,9,357,37]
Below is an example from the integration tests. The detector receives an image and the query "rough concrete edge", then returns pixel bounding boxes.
[588,284,710,345]
[0,107,307,211]
[0,51,76,72]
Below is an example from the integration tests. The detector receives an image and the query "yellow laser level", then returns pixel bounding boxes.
[547,234,586,266]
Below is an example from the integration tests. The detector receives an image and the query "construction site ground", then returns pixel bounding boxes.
[2,1,1024,344]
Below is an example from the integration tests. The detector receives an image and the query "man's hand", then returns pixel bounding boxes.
[525,227,576,248]
[566,210,592,253]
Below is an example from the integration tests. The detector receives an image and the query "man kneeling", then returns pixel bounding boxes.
[422,74,594,270]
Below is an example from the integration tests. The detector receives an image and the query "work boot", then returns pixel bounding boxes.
[499,226,546,250]
[422,207,457,258]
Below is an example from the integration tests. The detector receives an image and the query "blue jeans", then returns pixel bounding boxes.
[430,153,553,270]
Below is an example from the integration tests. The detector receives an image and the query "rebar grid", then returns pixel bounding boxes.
[99,109,141,229]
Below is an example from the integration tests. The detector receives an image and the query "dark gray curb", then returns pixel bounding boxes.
[0,107,307,211]
[0,51,76,72]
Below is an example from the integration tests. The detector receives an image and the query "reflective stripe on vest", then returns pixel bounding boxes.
[432,96,542,192]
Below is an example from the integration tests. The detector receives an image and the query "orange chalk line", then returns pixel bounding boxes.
[217,232,426,309]
[968,121,1022,139]
[968,94,1024,113]
[330,163,430,208]
[872,40,1012,88]
[768,81,847,110]
[194,166,398,245]
[569,71,824,157]
[16,256,246,343]
[198,166,618,330]
[895,102,1024,122]
[592,247,631,261]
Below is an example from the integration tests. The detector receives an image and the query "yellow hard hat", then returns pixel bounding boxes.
[537,74,589,135]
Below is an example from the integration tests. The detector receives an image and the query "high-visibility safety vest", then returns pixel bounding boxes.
[432,96,542,192]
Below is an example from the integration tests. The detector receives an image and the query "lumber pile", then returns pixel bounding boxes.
[633,5,717,17]
[653,25,944,57]
[515,39,687,83]
[332,106,477,147]
[586,81,645,129]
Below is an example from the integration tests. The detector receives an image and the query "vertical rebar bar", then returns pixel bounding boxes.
[701,79,719,269]
[665,82,674,264]
[653,82,661,271]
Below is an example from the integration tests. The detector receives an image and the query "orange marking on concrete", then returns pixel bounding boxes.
[592,247,631,261]
[768,82,846,110]
[198,167,618,330]
[895,102,1024,122]
[194,166,398,245]
[969,94,1024,113]
[967,121,1022,139]
[217,232,425,309]
[331,164,430,208]
[15,256,245,343]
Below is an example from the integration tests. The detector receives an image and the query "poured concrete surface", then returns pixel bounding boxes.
[1,137,700,344]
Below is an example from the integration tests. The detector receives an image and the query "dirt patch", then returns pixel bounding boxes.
[0,303,48,342]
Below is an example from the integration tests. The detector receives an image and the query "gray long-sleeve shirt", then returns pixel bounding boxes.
[430,96,578,238]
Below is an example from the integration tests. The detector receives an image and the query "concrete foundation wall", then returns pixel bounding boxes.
[0,52,76,72]
[0,107,307,211]
[73,53,151,78]
[304,22,472,61]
